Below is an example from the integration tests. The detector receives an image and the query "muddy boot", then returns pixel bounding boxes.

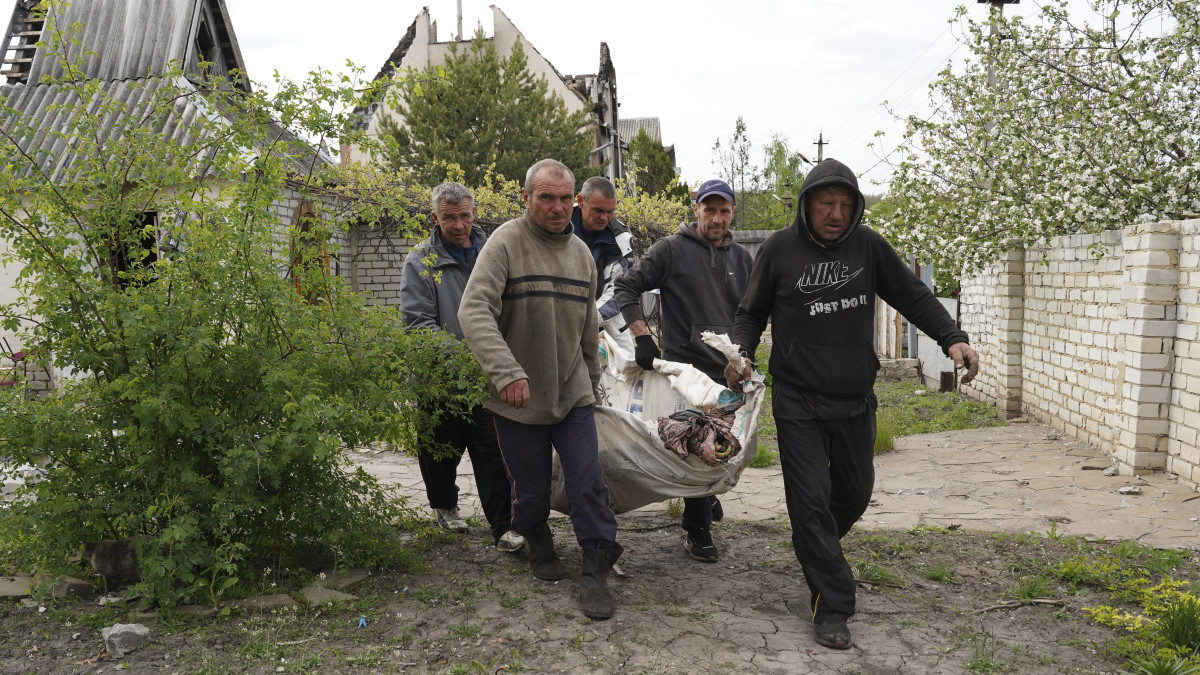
[579,542,623,620]
[522,524,566,581]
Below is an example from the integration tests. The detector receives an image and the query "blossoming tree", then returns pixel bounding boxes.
[875,0,1200,276]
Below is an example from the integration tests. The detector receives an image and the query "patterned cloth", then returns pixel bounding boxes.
[657,403,742,467]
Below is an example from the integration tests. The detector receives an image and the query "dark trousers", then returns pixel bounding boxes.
[775,395,877,623]
[418,405,514,542]
[492,405,617,549]
[681,497,713,532]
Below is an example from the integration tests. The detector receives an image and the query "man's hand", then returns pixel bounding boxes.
[723,361,754,393]
[500,379,530,408]
[948,343,980,384]
[634,335,660,371]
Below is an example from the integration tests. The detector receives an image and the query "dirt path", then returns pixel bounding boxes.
[3,514,1134,674]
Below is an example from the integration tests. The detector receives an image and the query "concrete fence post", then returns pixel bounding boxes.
[1116,221,1180,472]
[1167,219,1200,488]
[994,247,1025,419]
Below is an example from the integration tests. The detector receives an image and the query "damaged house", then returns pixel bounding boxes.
[344,5,623,181]
[336,5,626,309]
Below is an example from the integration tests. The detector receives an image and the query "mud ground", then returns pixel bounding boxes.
[3,512,1143,674]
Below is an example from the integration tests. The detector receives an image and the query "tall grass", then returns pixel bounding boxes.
[875,407,899,453]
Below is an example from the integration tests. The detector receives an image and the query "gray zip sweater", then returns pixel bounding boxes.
[458,214,601,424]
[399,226,487,339]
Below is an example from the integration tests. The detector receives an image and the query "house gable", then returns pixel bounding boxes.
[345,5,599,166]
[0,0,332,181]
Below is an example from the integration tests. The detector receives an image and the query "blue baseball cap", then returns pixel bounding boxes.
[695,179,735,204]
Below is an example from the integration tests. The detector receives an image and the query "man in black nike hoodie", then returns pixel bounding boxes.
[728,159,979,650]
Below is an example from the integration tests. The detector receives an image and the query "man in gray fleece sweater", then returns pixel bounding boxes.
[458,159,623,620]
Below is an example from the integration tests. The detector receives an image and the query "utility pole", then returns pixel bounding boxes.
[456,0,464,40]
[813,131,828,163]
[978,1,1017,183]
[978,1,1019,88]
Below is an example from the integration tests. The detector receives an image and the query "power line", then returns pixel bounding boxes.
[827,24,956,141]
[836,41,965,186]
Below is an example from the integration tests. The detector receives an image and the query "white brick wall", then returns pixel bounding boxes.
[1166,220,1200,489]
[346,223,421,306]
[958,219,1200,490]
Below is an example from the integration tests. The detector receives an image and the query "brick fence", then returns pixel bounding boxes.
[957,219,1200,489]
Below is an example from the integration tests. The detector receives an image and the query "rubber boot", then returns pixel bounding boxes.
[521,523,566,581]
[579,542,623,620]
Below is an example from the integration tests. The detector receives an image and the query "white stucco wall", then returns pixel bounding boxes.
[915,297,958,390]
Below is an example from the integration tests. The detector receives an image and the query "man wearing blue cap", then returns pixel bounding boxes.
[613,178,753,563]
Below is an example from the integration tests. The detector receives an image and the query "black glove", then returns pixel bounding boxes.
[634,335,661,371]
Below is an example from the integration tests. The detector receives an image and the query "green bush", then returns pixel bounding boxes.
[874,407,898,453]
[1157,595,1200,653]
[0,27,486,606]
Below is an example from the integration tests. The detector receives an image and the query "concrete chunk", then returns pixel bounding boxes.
[299,585,357,605]
[0,576,34,600]
[102,623,150,657]
[317,568,371,591]
[52,576,96,600]
[225,593,297,611]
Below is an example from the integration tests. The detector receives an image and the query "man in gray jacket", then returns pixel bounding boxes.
[400,181,523,553]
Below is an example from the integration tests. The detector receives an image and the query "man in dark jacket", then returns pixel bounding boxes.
[613,178,753,564]
[727,159,980,650]
[571,176,635,353]
[400,181,523,554]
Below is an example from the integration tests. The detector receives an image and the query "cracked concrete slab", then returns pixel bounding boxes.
[349,420,1200,552]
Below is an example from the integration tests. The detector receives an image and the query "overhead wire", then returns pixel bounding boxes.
[826,24,955,141]
[827,21,967,187]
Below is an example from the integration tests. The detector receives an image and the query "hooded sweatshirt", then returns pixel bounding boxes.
[732,159,968,403]
[614,222,753,380]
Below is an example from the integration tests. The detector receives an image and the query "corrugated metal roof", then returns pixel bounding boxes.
[0,0,331,181]
[1,77,331,180]
[9,0,230,84]
[619,117,661,144]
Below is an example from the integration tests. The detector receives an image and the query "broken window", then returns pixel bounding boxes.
[192,2,229,80]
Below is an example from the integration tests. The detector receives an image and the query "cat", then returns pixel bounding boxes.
[82,537,141,589]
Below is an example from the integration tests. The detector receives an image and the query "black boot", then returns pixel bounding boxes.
[579,542,623,620]
[521,523,566,581]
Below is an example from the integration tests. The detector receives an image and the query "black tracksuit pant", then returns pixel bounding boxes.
[774,385,877,623]
[418,405,515,543]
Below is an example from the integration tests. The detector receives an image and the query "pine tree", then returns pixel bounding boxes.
[381,30,599,187]
[623,129,689,206]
